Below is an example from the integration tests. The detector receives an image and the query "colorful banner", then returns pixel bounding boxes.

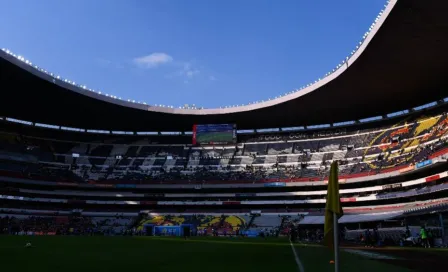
[116,184,136,189]
[416,160,432,169]
[241,230,259,237]
[425,175,440,182]
[264,182,286,187]
[154,226,181,236]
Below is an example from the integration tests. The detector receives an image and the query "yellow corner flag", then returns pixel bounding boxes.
[324,161,343,249]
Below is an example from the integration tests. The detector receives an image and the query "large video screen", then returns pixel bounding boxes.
[192,124,236,145]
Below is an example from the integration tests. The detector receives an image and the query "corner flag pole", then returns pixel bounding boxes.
[324,161,343,272]
[333,212,340,272]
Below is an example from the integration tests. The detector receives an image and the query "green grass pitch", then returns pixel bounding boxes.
[0,236,414,272]
[196,131,233,143]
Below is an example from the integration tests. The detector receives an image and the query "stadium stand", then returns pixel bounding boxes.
[2,13,448,244]
[0,110,448,185]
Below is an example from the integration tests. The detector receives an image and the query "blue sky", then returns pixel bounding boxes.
[1,0,386,108]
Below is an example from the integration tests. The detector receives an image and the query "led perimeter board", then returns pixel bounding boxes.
[192,124,237,145]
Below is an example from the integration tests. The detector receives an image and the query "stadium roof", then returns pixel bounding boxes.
[1,0,448,132]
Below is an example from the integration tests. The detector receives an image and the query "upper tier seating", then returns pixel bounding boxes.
[267,143,293,155]
[1,111,448,184]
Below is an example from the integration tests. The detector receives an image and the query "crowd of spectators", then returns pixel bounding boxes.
[90,138,447,184]
[0,215,134,236]
[0,111,448,184]
[0,137,446,185]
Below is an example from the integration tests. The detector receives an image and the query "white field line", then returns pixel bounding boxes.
[289,239,305,272]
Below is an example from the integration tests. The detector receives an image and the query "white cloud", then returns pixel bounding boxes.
[180,62,200,78]
[165,62,201,83]
[209,75,216,81]
[133,53,173,68]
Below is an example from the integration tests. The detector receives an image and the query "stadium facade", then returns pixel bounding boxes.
[0,0,447,242]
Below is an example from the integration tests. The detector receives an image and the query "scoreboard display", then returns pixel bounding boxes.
[192,124,236,145]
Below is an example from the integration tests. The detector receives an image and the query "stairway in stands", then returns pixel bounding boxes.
[245,214,257,230]
[278,216,288,234]
[128,214,144,231]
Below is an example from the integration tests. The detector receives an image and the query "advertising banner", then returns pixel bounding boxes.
[415,187,431,195]
[416,160,432,169]
[144,193,165,198]
[376,193,397,200]
[264,182,286,187]
[236,193,256,197]
[116,184,136,189]
[154,226,181,236]
[241,230,259,237]
[425,175,440,182]
[382,183,402,190]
